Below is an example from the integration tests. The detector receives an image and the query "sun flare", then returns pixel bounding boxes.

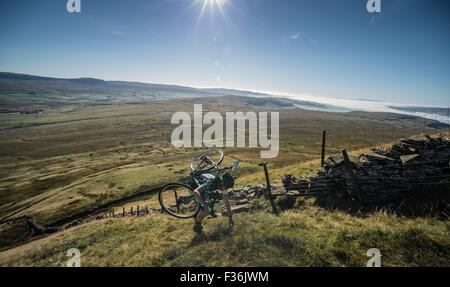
[190,0,231,27]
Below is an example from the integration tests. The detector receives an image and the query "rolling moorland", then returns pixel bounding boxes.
[0,73,448,266]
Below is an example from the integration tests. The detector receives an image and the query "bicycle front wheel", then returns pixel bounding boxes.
[159,183,200,219]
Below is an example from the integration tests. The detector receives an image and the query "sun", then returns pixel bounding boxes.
[190,0,231,27]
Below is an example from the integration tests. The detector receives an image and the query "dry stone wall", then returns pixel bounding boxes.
[283,135,450,204]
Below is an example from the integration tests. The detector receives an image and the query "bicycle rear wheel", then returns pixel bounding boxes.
[159,183,200,218]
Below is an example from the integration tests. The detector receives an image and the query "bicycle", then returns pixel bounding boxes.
[158,149,239,219]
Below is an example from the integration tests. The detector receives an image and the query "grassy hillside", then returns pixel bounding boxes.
[0,197,448,267]
[0,92,447,264]
[1,96,437,225]
[0,150,449,267]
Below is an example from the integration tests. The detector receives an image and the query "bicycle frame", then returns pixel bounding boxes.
[159,152,238,219]
[186,160,232,218]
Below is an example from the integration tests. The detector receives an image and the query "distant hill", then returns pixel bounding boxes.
[388,105,449,116]
[0,72,329,112]
[0,72,211,97]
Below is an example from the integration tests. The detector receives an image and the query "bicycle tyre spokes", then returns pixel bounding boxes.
[159,183,200,219]
[190,149,224,172]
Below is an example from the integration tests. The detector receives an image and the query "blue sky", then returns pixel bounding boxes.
[0,0,449,105]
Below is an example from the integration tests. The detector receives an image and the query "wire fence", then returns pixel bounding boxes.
[312,114,450,161]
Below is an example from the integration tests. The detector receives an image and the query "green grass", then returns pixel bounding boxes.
[0,199,448,267]
[1,96,433,225]
[0,95,446,260]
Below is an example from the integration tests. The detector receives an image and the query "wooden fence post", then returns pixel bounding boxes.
[137,205,140,216]
[258,162,279,216]
[342,150,362,203]
[321,130,326,167]
[123,207,125,216]
[131,206,133,215]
